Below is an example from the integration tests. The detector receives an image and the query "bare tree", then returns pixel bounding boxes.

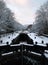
[35,1,48,35]
[0,0,24,33]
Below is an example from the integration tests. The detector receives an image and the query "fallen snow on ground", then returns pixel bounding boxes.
[0,32,19,44]
[28,33,48,44]
[0,32,48,45]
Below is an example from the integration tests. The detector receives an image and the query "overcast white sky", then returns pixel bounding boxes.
[4,0,47,25]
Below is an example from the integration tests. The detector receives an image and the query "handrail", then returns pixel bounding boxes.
[0,43,48,54]
[10,43,34,47]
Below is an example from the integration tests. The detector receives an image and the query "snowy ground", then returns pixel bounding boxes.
[0,32,48,45]
[28,33,48,44]
[0,32,19,45]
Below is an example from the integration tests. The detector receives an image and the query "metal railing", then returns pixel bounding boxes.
[0,43,48,65]
[0,43,48,55]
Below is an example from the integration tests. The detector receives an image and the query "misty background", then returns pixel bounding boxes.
[0,0,48,36]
